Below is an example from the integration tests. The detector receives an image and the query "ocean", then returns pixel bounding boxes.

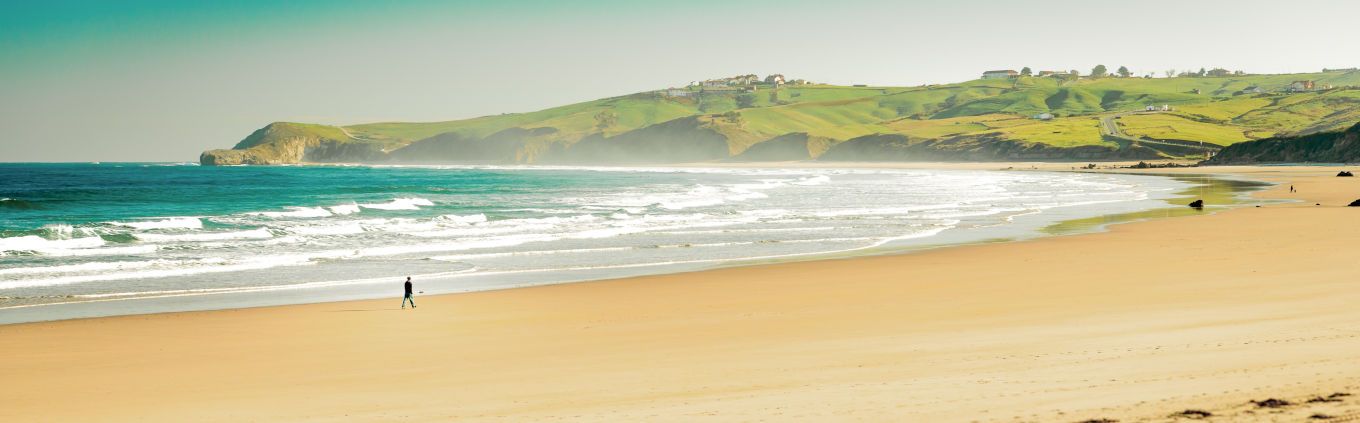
[0,163,1191,323]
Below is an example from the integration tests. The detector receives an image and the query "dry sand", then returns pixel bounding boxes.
[3,165,1359,422]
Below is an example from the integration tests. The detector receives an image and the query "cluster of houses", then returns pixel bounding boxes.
[696,74,808,88]
[1288,80,1315,92]
[663,74,811,97]
[1033,104,1175,120]
[1273,80,1334,93]
[702,74,761,87]
[982,70,1019,80]
[984,69,1076,80]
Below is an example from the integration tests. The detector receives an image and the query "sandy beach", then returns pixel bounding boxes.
[3,164,1359,422]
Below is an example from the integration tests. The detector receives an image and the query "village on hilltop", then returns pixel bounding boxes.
[662,74,813,97]
[980,66,1342,94]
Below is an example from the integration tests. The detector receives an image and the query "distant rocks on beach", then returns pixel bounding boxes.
[1126,161,1197,169]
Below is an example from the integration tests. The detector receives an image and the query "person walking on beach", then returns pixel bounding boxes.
[402,276,416,309]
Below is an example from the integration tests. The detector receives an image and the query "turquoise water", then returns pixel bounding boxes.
[0,163,1191,323]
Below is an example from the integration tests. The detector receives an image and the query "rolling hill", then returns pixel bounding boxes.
[200,70,1360,165]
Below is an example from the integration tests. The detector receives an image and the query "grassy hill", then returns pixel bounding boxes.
[1207,122,1360,164]
[201,70,1360,165]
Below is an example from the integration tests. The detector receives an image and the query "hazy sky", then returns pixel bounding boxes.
[2,0,1357,162]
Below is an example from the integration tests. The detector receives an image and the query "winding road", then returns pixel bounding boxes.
[1098,111,1221,155]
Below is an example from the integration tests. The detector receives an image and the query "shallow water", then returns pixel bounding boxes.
[0,163,1203,323]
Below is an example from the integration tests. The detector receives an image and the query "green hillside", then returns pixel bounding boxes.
[1207,122,1360,164]
[201,70,1360,165]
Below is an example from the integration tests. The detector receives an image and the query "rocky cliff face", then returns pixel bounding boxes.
[200,122,387,165]
[1205,123,1360,164]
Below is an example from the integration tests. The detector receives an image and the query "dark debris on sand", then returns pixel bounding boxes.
[1251,398,1292,408]
[1310,413,1334,420]
[1170,409,1213,419]
[1076,419,1119,423]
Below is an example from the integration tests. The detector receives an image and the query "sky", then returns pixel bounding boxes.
[1,0,1357,162]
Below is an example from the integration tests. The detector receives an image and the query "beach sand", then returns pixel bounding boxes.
[3,165,1359,422]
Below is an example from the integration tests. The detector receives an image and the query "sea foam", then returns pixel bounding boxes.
[248,207,333,218]
[0,235,105,252]
[359,198,434,211]
[134,228,273,242]
[109,217,204,230]
[328,204,361,215]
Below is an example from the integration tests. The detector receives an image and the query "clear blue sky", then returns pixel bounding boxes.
[2,0,1356,161]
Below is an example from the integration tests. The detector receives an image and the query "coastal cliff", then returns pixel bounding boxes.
[1205,123,1360,164]
[200,122,388,165]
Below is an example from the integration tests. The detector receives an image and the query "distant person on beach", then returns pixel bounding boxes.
[402,276,416,309]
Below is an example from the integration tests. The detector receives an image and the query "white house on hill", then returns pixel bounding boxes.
[1287,81,1315,92]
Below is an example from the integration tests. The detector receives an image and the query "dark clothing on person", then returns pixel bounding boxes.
[402,279,416,308]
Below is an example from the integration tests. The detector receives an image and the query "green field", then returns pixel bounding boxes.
[218,70,1360,161]
[1117,114,1255,145]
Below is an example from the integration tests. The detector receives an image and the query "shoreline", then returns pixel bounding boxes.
[4,164,1359,422]
[1,165,1212,324]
